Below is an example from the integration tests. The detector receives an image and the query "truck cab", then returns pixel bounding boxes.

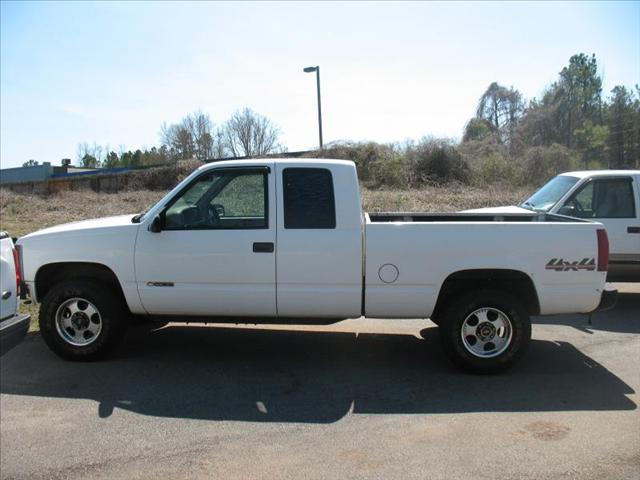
[134,160,363,319]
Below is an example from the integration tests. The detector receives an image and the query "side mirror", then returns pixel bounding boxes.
[558,205,575,216]
[149,215,162,233]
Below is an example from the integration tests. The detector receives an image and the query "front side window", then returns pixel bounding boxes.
[164,170,267,230]
[283,168,336,229]
[561,181,595,218]
[562,177,636,219]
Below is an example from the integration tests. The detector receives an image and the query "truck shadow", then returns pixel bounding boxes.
[532,292,640,334]
[1,323,636,423]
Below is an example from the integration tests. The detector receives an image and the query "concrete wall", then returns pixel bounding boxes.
[0,163,54,184]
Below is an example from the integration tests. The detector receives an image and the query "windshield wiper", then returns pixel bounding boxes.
[131,213,145,224]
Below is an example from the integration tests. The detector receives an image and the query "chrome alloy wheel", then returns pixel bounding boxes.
[460,307,513,358]
[55,297,102,346]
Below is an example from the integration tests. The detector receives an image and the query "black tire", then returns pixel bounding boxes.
[39,279,128,361]
[438,288,531,373]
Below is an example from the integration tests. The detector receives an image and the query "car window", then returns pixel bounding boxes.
[563,177,636,219]
[592,178,636,218]
[565,181,595,218]
[213,174,265,218]
[283,168,336,229]
[574,182,594,211]
[522,175,579,211]
[164,170,268,230]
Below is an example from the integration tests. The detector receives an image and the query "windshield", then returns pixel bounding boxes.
[521,175,579,212]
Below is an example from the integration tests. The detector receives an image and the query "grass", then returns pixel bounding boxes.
[1,182,531,331]
[0,189,166,238]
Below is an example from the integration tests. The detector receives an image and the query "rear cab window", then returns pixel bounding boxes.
[282,168,336,229]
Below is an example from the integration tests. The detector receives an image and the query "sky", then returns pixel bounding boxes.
[1,1,639,168]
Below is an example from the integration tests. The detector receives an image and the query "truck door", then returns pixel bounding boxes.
[135,165,277,316]
[275,163,363,318]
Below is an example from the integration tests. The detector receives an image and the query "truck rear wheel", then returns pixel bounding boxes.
[438,289,531,373]
[39,279,127,361]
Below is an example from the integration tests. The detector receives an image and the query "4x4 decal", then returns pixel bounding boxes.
[546,258,596,272]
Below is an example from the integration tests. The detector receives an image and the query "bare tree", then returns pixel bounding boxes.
[212,129,227,159]
[193,111,214,159]
[76,142,102,167]
[160,122,194,160]
[221,108,283,157]
[77,142,90,163]
[160,110,220,160]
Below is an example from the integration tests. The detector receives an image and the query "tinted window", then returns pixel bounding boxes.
[283,168,336,229]
[593,178,636,218]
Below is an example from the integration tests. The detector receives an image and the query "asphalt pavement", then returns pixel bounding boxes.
[1,288,639,479]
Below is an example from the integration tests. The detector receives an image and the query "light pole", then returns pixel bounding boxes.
[303,65,323,149]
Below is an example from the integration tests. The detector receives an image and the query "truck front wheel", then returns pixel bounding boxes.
[39,279,128,361]
[439,289,531,373]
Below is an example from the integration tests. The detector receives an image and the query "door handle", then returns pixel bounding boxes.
[628,226,640,234]
[253,242,274,253]
[1,291,11,300]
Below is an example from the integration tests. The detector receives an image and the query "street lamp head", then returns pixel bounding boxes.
[303,66,318,73]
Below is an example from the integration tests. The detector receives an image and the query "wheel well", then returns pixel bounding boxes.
[432,269,540,320]
[35,262,128,309]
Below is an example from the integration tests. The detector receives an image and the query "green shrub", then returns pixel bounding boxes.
[515,144,580,185]
[368,155,408,188]
[478,153,514,184]
[462,118,496,142]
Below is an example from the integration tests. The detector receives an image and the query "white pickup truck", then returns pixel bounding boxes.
[1,232,30,356]
[468,170,640,282]
[17,159,616,372]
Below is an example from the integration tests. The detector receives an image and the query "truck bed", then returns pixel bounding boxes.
[363,213,605,319]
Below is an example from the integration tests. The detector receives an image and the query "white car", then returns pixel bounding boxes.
[0,232,30,356]
[467,170,640,282]
[17,159,616,372]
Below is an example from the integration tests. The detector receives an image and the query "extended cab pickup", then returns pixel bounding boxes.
[17,160,616,372]
[467,170,640,282]
[1,232,30,356]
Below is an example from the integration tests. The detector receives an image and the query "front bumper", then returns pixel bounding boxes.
[0,313,30,356]
[595,285,618,312]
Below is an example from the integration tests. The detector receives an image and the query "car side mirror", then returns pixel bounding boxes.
[558,205,575,216]
[149,215,162,233]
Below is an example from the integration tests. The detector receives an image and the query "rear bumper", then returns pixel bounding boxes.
[594,285,618,312]
[0,313,30,356]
